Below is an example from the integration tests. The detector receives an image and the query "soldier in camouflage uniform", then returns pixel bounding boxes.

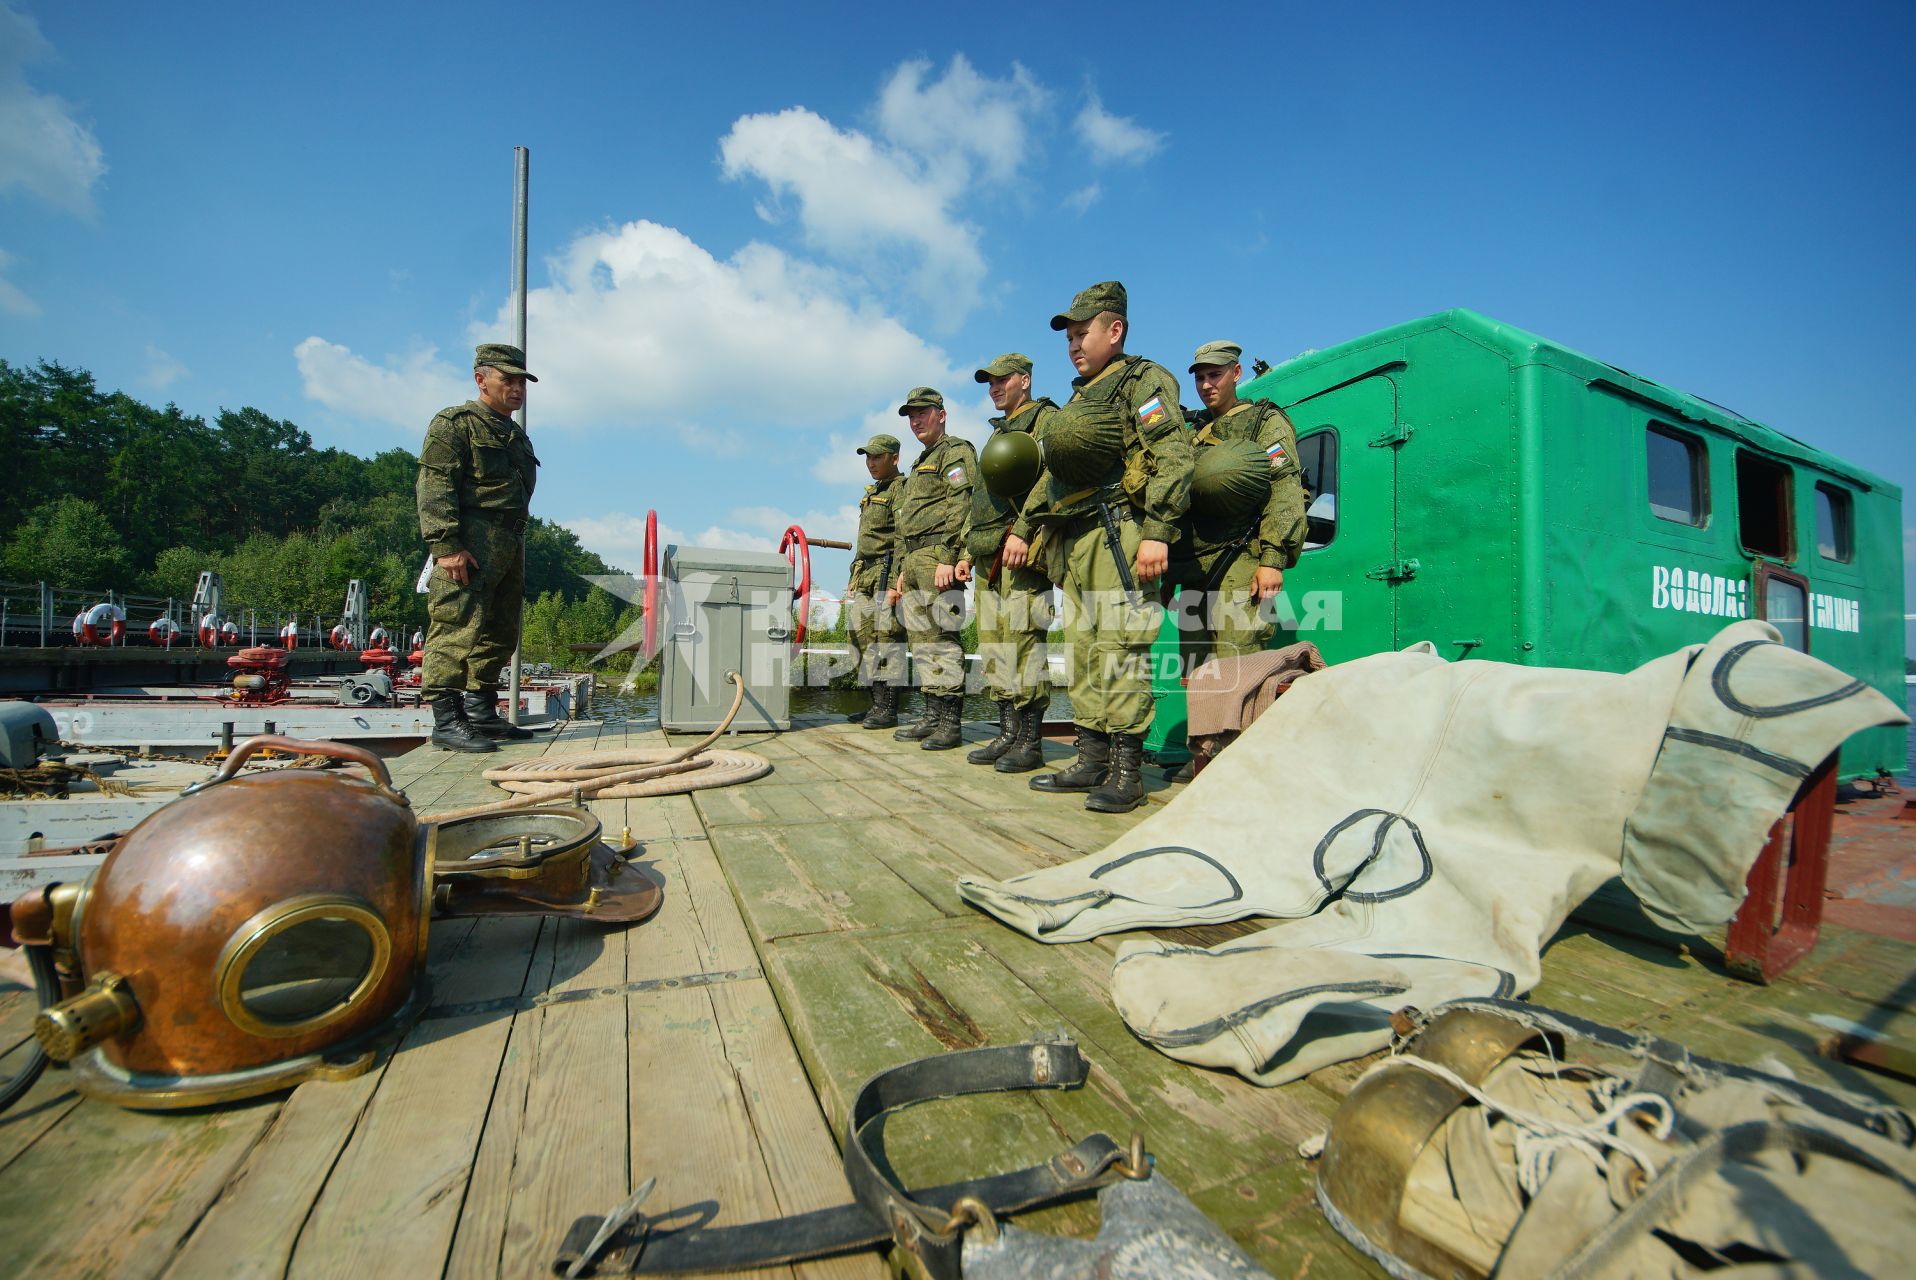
[416,343,541,752]
[1165,341,1308,779]
[888,387,979,751]
[1002,282,1193,813]
[955,353,1057,773]
[845,433,907,729]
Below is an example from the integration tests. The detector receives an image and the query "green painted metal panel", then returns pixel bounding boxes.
[1143,309,1906,781]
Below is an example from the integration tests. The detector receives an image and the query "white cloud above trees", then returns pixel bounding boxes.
[0,4,106,217]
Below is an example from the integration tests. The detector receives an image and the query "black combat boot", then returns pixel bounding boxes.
[994,700,1047,774]
[1086,733,1146,813]
[893,692,936,741]
[861,682,898,730]
[431,693,496,753]
[464,689,533,740]
[966,699,1017,765]
[921,693,963,751]
[1029,725,1109,792]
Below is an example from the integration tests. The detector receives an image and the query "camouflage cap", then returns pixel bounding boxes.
[1049,280,1127,331]
[1188,340,1244,372]
[896,386,945,415]
[973,352,1033,382]
[474,342,538,382]
[857,433,901,456]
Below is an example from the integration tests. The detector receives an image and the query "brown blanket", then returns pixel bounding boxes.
[1185,642,1327,742]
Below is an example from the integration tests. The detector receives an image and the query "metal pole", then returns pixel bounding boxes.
[507,144,528,726]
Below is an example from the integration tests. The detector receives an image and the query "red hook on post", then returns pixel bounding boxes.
[778,524,811,649]
[641,508,659,661]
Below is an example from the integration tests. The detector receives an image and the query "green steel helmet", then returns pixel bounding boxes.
[1041,399,1128,487]
[1190,438,1272,519]
[979,428,1042,499]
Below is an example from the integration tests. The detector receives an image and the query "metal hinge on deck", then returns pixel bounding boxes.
[1366,558,1420,583]
[1368,424,1415,447]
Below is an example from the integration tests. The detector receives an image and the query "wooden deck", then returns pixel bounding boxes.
[1,709,1912,1278]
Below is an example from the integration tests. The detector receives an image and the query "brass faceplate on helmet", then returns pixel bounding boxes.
[214,895,393,1040]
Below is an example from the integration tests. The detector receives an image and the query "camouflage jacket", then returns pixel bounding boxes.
[962,397,1058,567]
[1186,399,1307,569]
[895,433,979,565]
[849,473,904,581]
[1013,354,1191,545]
[416,401,539,558]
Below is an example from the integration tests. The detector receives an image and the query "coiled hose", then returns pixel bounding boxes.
[425,671,770,822]
[0,945,59,1112]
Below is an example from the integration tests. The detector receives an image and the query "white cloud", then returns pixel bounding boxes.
[874,55,1048,182]
[141,343,186,391]
[721,56,1049,319]
[0,4,106,217]
[1063,183,1102,214]
[567,503,863,573]
[292,337,468,430]
[1075,93,1167,166]
[0,246,38,316]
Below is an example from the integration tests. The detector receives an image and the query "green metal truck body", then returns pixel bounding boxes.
[1147,308,1906,780]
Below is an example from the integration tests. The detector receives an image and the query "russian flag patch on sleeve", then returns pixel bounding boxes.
[945,464,967,485]
[1137,396,1168,428]
[1266,440,1287,461]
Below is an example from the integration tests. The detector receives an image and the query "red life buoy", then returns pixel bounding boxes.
[328,624,352,651]
[220,621,240,646]
[368,626,390,650]
[148,617,180,647]
[280,622,299,651]
[199,614,221,647]
[74,602,126,647]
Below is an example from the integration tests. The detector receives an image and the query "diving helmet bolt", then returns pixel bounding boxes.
[35,971,141,1062]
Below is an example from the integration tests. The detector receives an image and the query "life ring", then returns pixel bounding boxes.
[219,621,240,646]
[73,603,126,647]
[778,524,811,649]
[148,617,181,647]
[368,626,390,650]
[199,614,222,647]
[328,624,353,651]
[280,622,299,651]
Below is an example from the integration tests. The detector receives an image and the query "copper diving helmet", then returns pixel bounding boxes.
[10,734,663,1110]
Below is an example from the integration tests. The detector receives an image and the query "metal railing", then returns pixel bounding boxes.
[0,580,410,652]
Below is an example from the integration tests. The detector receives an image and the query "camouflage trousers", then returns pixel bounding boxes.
[1166,548,1275,678]
[421,517,525,698]
[1056,517,1163,736]
[974,564,1053,705]
[897,545,967,697]
[845,562,906,686]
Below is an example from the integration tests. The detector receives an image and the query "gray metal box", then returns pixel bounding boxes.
[658,545,792,732]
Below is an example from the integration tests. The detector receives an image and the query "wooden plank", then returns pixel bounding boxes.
[288,915,549,1278]
[705,818,947,943]
[0,1093,278,1280]
[709,980,883,1280]
[1186,1158,1376,1279]
[491,917,631,1279]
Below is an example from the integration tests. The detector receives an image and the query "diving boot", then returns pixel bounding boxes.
[1029,725,1109,793]
[993,700,1047,774]
[1086,733,1147,813]
[464,689,533,740]
[967,699,1017,765]
[893,693,936,741]
[920,693,963,751]
[861,682,899,730]
[431,693,496,753]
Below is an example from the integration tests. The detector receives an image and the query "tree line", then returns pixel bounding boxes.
[0,358,631,657]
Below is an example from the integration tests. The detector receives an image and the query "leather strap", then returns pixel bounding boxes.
[554,1039,1133,1278]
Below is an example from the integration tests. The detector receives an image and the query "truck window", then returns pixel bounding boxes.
[1735,451,1794,560]
[1646,424,1706,526]
[1814,482,1853,562]
[1298,429,1337,548]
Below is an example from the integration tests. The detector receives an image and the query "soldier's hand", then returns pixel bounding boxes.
[1135,539,1169,584]
[1253,566,1283,600]
[935,563,957,590]
[1001,535,1029,569]
[885,586,902,606]
[954,560,972,584]
[438,549,478,586]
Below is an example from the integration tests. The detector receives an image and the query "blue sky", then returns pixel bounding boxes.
[2,1,1912,647]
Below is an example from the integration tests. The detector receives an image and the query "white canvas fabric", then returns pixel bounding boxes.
[958,622,1906,1085]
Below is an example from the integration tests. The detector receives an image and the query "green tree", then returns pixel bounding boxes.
[3,496,130,588]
